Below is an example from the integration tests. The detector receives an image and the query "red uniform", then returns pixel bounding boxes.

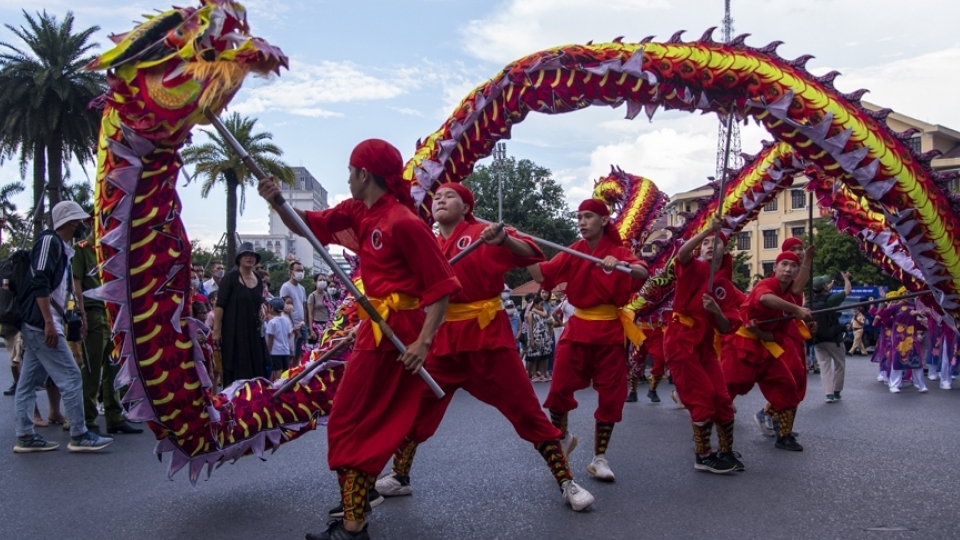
[305,196,461,475]
[783,304,810,402]
[540,236,646,423]
[663,256,740,424]
[644,324,666,381]
[721,276,800,412]
[406,221,560,444]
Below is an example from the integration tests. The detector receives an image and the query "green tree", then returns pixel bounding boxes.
[731,249,752,292]
[62,178,93,215]
[181,113,294,270]
[463,157,577,287]
[0,11,105,235]
[811,218,900,288]
[0,181,26,251]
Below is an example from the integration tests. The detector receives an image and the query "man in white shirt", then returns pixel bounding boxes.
[204,261,224,297]
[279,260,307,360]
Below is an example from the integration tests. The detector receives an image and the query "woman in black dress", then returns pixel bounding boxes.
[212,242,269,385]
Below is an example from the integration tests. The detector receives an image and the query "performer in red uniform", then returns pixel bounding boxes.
[644,323,668,402]
[374,183,594,511]
[722,251,813,453]
[663,218,744,473]
[259,139,461,540]
[528,199,648,482]
[755,237,814,437]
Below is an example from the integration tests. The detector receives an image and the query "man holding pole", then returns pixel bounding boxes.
[375,183,594,511]
[527,199,648,482]
[258,139,461,540]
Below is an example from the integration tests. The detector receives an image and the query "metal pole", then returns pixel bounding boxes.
[707,112,735,290]
[206,112,445,399]
[493,143,506,224]
[808,191,814,304]
[755,290,931,326]
[273,337,352,399]
[448,222,505,266]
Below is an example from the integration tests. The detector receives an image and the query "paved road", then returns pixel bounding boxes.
[1,350,957,540]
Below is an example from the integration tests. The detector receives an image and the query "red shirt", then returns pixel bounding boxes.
[432,221,544,355]
[740,276,798,334]
[669,255,742,344]
[305,195,461,351]
[539,236,646,345]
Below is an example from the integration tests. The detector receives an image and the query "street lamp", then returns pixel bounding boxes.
[492,143,507,223]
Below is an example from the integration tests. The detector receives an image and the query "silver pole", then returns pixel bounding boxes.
[494,143,506,223]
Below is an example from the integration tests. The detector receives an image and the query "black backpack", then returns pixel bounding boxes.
[0,249,34,329]
[811,293,843,343]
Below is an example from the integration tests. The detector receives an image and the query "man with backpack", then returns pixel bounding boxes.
[811,272,852,403]
[12,201,114,453]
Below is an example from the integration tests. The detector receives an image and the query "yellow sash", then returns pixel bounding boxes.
[795,320,812,340]
[574,305,646,346]
[672,312,695,328]
[445,297,503,329]
[358,293,420,345]
[735,326,785,358]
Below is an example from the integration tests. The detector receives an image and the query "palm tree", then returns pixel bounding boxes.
[181,113,294,269]
[0,11,105,236]
[0,182,25,246]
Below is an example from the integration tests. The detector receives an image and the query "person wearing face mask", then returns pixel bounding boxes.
[308,276,332,343]
[373,183,594,514]
[280,261,307,363]
[204,262,225,296]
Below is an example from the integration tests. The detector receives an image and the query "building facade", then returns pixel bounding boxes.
[647,102,960,281]
[244,166,332,275]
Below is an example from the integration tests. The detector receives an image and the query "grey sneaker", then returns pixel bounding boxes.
[561,480,595,511]
[14,434,60,453]
[67,430,114,452]
[375,473,412,497]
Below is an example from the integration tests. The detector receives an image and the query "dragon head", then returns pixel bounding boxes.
[86,0,287,144]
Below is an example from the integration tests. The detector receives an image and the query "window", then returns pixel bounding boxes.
[684,203,692,213]
[762,229,778,249]
[906,135,921,154]
[763,198,778,212]
[791,227,806,239]
[736,232,751,251]
[791,190,806,209]
[762,261,774,276]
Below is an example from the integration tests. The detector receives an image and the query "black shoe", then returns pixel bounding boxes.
[647,390,660,403]
[775,434,804,452]
[328,489,384,518]
[3,383,15,396]
[107,421,144,434]
[306,520,370,540]
[717,451,745,471]
[694,452,737,474]
[625,390,638,403]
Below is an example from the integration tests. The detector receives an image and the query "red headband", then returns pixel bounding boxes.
[349,139,413,210]
[775,251,800,265]
[781,237,804,252]
[578,199,622,244]
[436,183,477,224]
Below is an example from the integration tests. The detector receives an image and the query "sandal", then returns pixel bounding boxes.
[47,414,67,425]
[33,416,49,428]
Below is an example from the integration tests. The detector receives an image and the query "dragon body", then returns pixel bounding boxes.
[591,166,668,253]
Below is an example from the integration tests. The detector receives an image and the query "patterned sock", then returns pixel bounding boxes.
[716,419,735,453]
[648,374,661,391]
[763,402,773,416]
[594,421,614,455]
[390,437,418,478]
[549,410,568,438]
[692,421,714,456]
[629,376,638,393]
[773,409,797,438]
[336,468,372,524]
[535,440,574,487]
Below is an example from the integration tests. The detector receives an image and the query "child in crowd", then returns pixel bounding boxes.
[205,291,222,390]
[192,301,215,385]
[282,295,302,367]
[265,297,293,382]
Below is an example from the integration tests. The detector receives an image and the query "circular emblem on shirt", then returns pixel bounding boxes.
[457,236,472,250]
[714,286,727,300]
[371,229,383,250]
[602,267,614,275]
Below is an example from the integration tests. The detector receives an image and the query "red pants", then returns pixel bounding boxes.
[786,338,807,402]
[544,340,627,423]
[664,323,734,424]
[722,336,800,412]
[407,348,561,444]
[646,330,666,377]
[327,350,426,475]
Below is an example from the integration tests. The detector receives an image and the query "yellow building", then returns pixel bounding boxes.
[648,102,960,280]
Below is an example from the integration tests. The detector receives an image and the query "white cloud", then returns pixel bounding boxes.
[391,107,424,117]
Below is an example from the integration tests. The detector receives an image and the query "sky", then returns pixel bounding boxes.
[2,0,960,248]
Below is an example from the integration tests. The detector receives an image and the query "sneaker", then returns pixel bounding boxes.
[560,480,594,511]
[834,391,842,401]
[328,489,384,519]
[717,451,745,472]
[825,394,837,403]
[774,434,804,452]
[97,402,105,416]
[13,434,60,453]
[625,390,638,403]
[306,520,370,540]
[694,452,737,474]
[877,375,888,383]
[889,386,900,394]
[560,432,578,459]
[754,410,775,438]
[67,431,114,452]
[375,473,412,497]
[3,383,15,396]
[940,382,952,391]
[587,454,615,482]
[918,387,929,394]
[647,389,660,403]
[670,391,685,409]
